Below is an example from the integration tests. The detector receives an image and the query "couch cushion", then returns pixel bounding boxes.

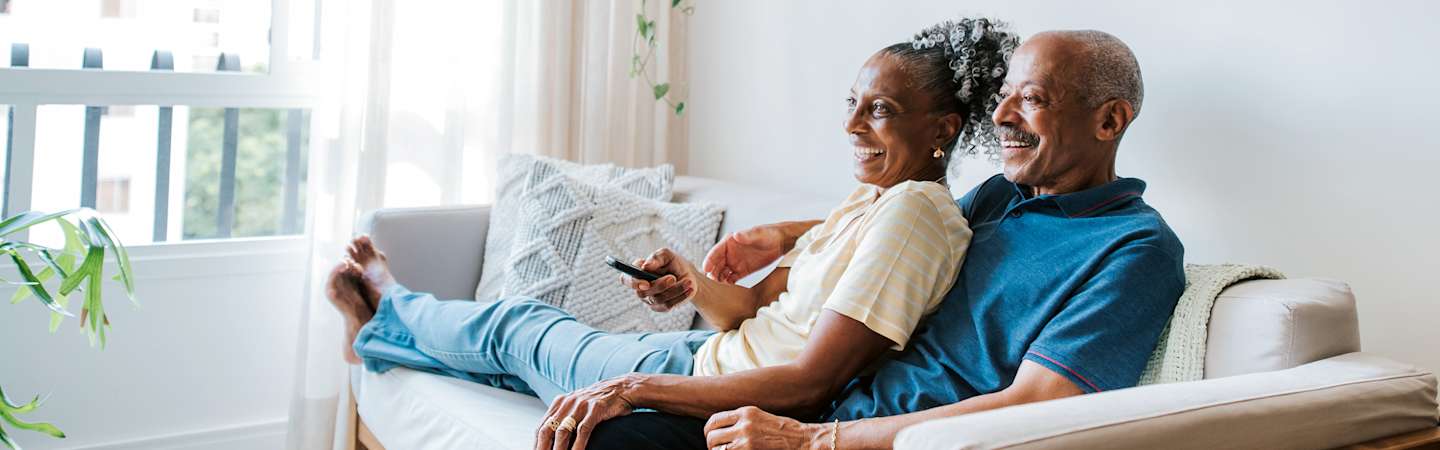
[354,366,547,450]
[476,154,675,304]
[894,352,1439,450]
[1204,278,1360,378]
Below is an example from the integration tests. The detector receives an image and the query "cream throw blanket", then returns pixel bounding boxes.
[1138,263,1286,385]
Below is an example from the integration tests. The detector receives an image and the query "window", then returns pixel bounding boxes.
[0,0,11,15]
[1,0,322,247]
[0,0,272,72]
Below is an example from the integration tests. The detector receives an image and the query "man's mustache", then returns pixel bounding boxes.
[995,126,1039,145]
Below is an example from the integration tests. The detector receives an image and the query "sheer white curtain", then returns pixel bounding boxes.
[285,1,690,448]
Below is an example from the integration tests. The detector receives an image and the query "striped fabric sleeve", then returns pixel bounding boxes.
[821,190,955,349]
[776,225,817,268]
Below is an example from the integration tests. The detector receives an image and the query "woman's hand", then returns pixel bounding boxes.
[703,406,827,450]
[703,225,791,284]
[534,375,642,450]
[622,248,701,312]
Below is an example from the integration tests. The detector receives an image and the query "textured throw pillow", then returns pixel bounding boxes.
[475,153,674,303]
[500,172,724,333]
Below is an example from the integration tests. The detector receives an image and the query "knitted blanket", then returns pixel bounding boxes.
[1138,263,1285,385]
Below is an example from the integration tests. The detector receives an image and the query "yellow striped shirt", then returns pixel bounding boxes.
[692,180,972,376]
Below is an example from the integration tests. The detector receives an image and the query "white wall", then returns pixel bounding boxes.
[687,1,1440,377]
[0,239,305,449]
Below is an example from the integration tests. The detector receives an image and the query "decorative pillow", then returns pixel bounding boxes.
[475,153,674,303]
[500,171,724,333]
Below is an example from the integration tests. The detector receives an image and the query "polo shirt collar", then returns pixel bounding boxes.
[1011,177,1148,218]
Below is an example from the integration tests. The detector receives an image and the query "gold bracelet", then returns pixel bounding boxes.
[831,418,840,450]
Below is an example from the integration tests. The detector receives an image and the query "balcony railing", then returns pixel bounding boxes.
[2,43,310,242]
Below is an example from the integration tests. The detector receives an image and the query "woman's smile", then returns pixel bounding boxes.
[854,146,886,164]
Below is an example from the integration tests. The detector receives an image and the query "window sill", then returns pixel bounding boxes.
[1,235,311,281]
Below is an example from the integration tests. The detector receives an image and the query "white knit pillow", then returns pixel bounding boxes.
[475,154,673,303]
[500,172,723,333]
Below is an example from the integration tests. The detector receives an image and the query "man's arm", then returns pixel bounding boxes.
[831,361,1083,449]
[700,361,1083,450]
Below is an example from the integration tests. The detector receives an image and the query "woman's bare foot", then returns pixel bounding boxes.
[326,262,375,364]
[347,235,397,307]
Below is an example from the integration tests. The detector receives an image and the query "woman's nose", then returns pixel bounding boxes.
[844,108,868,135]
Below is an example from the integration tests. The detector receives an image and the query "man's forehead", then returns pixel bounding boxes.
[1004,41,1070,88]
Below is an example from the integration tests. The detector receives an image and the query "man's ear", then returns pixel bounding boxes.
[1094,99,1135,142]
[936,112,963,147]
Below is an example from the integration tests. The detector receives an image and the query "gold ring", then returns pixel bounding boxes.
[543,417,559,431]
[558,416,578,433]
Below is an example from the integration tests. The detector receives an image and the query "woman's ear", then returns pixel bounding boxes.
[1095,99,1135,142]
[936,112,963,147]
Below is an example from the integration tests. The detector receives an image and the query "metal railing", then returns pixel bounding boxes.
[1,43,308,241]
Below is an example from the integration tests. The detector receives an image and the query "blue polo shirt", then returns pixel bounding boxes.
[826,174,1184,420]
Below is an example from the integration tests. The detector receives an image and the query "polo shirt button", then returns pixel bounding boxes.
[1009,210,1023,218]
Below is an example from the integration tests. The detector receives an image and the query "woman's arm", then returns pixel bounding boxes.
[626,248,791,330]
[623,310,895,417]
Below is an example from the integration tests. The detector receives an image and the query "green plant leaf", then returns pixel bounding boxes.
[86,270,107,348]
[0,426,17,450]
[7,251,71,317]
[0,385,66,441]
[0,209,77,238]
[59,218,105,297]
[0,410,64,439]
[635,13,647,36]
[672,0,681,7]
[674,102,686,116]
[57,219,84,273]
[653,83,670,100]
[89,218,135,303]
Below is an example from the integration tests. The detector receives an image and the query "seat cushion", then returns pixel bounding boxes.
[354,366,547,450]
[1205,278,1360,378]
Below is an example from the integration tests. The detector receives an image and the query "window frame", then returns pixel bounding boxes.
[0,0,323,251]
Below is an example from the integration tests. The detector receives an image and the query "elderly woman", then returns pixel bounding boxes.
[325,17,1018,450]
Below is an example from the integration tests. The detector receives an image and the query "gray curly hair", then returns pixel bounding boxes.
[880,17,1019,162]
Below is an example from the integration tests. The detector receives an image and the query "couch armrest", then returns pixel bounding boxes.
[358,205,491,300]
[894,352,1438,450]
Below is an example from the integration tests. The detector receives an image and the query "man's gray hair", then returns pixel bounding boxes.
[1047,30,1145,114]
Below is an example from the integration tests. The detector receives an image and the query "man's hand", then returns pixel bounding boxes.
[703,406,826,450]
[622,248,701,312]
[534,375,641,450]
[704,221,817,284]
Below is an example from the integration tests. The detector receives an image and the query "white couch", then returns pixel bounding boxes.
[352,176,1438,450]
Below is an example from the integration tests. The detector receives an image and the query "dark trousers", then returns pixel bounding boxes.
[586,412,709,450]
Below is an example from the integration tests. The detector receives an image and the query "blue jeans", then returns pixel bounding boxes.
[353,284,715,404]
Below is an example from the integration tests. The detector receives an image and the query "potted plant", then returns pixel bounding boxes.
[0,209,135,449]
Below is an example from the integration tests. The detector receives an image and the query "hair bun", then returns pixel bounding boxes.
[911,17,1020,161]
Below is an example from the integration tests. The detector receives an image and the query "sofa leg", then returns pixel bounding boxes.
[357,417,387,450]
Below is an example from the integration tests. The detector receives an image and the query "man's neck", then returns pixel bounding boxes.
[1031,168,1118,197]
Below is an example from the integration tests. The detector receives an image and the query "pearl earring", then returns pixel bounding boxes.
[932,147,945,159]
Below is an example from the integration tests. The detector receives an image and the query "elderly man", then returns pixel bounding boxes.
[581,30,1185,450]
